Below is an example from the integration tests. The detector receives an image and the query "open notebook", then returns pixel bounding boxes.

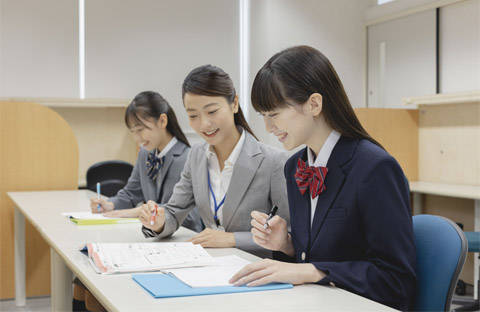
[82,242,215,274]
[62,211,140,225]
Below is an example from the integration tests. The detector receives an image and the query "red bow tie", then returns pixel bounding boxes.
[294,158,328,199]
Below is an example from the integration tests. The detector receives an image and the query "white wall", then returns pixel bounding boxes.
[85,0,239,134]
[0,0,78,97]
[440,0,480,93]
[367,9,436,108]
[248,0,375,147]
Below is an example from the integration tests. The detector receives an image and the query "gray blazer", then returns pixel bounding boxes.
[143,131,289,257]
[110,140,203,232]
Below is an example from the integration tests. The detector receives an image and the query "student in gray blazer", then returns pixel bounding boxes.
[140,65,289,257]
[89,91,203,232]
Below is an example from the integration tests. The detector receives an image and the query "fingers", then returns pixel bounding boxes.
[246,274,275,287]
[266,215,285,228]
[147,200,157,213]
[229,260,270,284]
[251,227,269,241]
[250,211,268,225]
[90,198,102,213]
[250,218,271,234]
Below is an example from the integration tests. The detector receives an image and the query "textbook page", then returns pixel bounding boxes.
[86,242,214,274]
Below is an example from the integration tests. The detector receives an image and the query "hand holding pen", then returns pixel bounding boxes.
[249,207,294,255]
[263,205,278,229]
[140,200,166,233]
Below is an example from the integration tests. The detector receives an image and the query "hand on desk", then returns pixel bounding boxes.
[188,228,235,248]
[103,206,141,218]
[229,259,325,287]
[139,200,165,233]
[90,198,114,213]
[250,211,294,256]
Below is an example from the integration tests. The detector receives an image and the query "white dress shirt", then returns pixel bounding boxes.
[156,136,178,159]
[206,130,246,227]
[307,130,341,226]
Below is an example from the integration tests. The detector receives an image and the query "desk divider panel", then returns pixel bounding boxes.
[0,102,78,299]
[355,108,419,182]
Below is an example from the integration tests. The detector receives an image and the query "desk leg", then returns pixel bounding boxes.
[14,207,26,307]
[50,248,73,312]
[412,192,423,215]
[474,199,479,300]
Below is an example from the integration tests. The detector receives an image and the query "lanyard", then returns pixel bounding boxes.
[207,170,226,227]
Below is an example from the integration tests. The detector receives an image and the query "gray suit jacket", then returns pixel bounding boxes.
[143,131,289,257]
[110,140,203,232]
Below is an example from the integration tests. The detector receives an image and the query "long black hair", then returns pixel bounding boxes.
[251,45,382,148]
[182,64,258,140]
[125,91,190,147]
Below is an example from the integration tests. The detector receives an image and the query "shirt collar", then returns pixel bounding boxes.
[307,130,341,167]
[205,128,246,167]
[156,137,178,159]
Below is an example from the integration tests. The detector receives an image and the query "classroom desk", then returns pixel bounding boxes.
[9,190,395,312]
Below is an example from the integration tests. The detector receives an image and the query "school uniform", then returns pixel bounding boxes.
[282,130,416,311]
[110,137,203,232]
[143,129,289,257]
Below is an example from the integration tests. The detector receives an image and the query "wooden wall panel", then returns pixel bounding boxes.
[0,102,78,299]
[51,107,137,186]
[355,108,419,181]
[418,102,480,185]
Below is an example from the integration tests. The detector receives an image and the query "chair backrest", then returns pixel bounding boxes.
[86,160,133,196]
[413,214,467,311]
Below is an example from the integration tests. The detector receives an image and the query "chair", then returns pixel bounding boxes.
[86,160,134,197]
[413,214,468,311]
[453,231,480,311]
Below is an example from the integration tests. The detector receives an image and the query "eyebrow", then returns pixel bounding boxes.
[186,102,220,112]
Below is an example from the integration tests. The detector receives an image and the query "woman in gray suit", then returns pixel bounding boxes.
[89,91,203,232]
[140,65,289,257]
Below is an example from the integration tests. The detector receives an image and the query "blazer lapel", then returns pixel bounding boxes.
[309,137,357,246]
[222,132,263,229]
[290,148,311,252]
[194,145,216,227]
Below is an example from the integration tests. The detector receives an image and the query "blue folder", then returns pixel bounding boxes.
[132,273,293,298]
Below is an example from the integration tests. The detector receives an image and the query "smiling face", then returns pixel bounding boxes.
[183,93,239,146]
[128,114,168,152]
[260,94,325,151]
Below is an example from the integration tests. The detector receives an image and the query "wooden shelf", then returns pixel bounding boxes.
[0,97,130,108]
[410,181,480,200]
[402,91,480,107]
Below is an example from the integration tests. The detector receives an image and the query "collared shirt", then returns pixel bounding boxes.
[307,130,341,226]
[156,137,178,159]
[206,129,246,226]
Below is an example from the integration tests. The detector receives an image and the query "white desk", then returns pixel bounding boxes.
[9,190,395,312]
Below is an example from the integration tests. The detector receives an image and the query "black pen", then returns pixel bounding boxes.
[263,205,278,229]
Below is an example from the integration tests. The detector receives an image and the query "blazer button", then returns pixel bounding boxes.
[329,282,336,287]
[301,252,306,261]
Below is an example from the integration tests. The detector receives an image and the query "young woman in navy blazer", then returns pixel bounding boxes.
[230,46,416,311]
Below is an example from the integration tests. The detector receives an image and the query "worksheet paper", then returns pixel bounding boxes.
[85,242,215,274]
[62,211,139,222]
[165,255,251,287]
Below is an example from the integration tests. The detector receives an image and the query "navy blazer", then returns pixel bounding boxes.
[283,136,416,311]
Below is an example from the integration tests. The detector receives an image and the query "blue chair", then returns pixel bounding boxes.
[453,231,480,311]
[414,214,468,311]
